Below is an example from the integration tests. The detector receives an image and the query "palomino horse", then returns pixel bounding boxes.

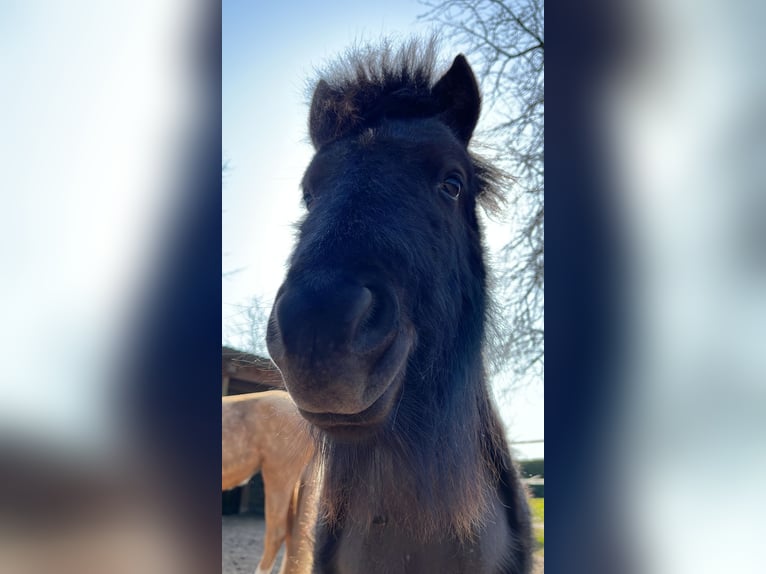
[266,39,534,573]
[222,391,316,574]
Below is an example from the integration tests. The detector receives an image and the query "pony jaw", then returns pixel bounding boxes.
[277,324,414,431]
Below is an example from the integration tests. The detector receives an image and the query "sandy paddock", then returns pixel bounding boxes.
[222,514,283,574]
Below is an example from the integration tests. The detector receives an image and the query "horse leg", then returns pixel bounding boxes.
[277,478,303,574]
[281,467,319,574]
[275,482,295,574]
[255,471,290,574]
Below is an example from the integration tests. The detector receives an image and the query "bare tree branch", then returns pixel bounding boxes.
[222,295,271,357]
[420,0,544,382]
[486,0,543,46]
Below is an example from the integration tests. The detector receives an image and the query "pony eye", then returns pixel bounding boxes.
[439,175,463,200]
[303,190,315,209]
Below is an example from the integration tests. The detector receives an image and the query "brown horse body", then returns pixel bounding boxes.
[222,391,316,574]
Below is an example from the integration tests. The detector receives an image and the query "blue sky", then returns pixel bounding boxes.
[223,0,442,313]
[222,0,543,458]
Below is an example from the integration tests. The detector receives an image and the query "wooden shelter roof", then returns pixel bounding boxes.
[222,346,284,393]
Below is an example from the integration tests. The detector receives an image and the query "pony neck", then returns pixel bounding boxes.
[319,350,498,542]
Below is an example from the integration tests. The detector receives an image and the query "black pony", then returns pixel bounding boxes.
[267,40,533,574]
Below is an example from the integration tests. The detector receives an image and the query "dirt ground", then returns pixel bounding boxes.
[222,513,543,573]
[222,514,283,574]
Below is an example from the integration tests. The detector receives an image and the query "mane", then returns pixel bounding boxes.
[310,38,440,136]
[309,37,506,213]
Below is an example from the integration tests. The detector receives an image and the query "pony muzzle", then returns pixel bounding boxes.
[267,278,412,419]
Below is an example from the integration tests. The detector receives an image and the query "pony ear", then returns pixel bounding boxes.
[309,79,336,149]
[432,55,481,144]
[309,79,361,149]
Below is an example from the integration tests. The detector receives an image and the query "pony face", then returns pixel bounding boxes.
[263,43,532,568]
[267,53,488,441]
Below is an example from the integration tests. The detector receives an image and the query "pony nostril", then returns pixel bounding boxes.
[351,285,398,354]
[271,280,381,358]
[347,286,374,333]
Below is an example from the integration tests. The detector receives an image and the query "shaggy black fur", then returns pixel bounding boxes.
[268,39,533,574]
